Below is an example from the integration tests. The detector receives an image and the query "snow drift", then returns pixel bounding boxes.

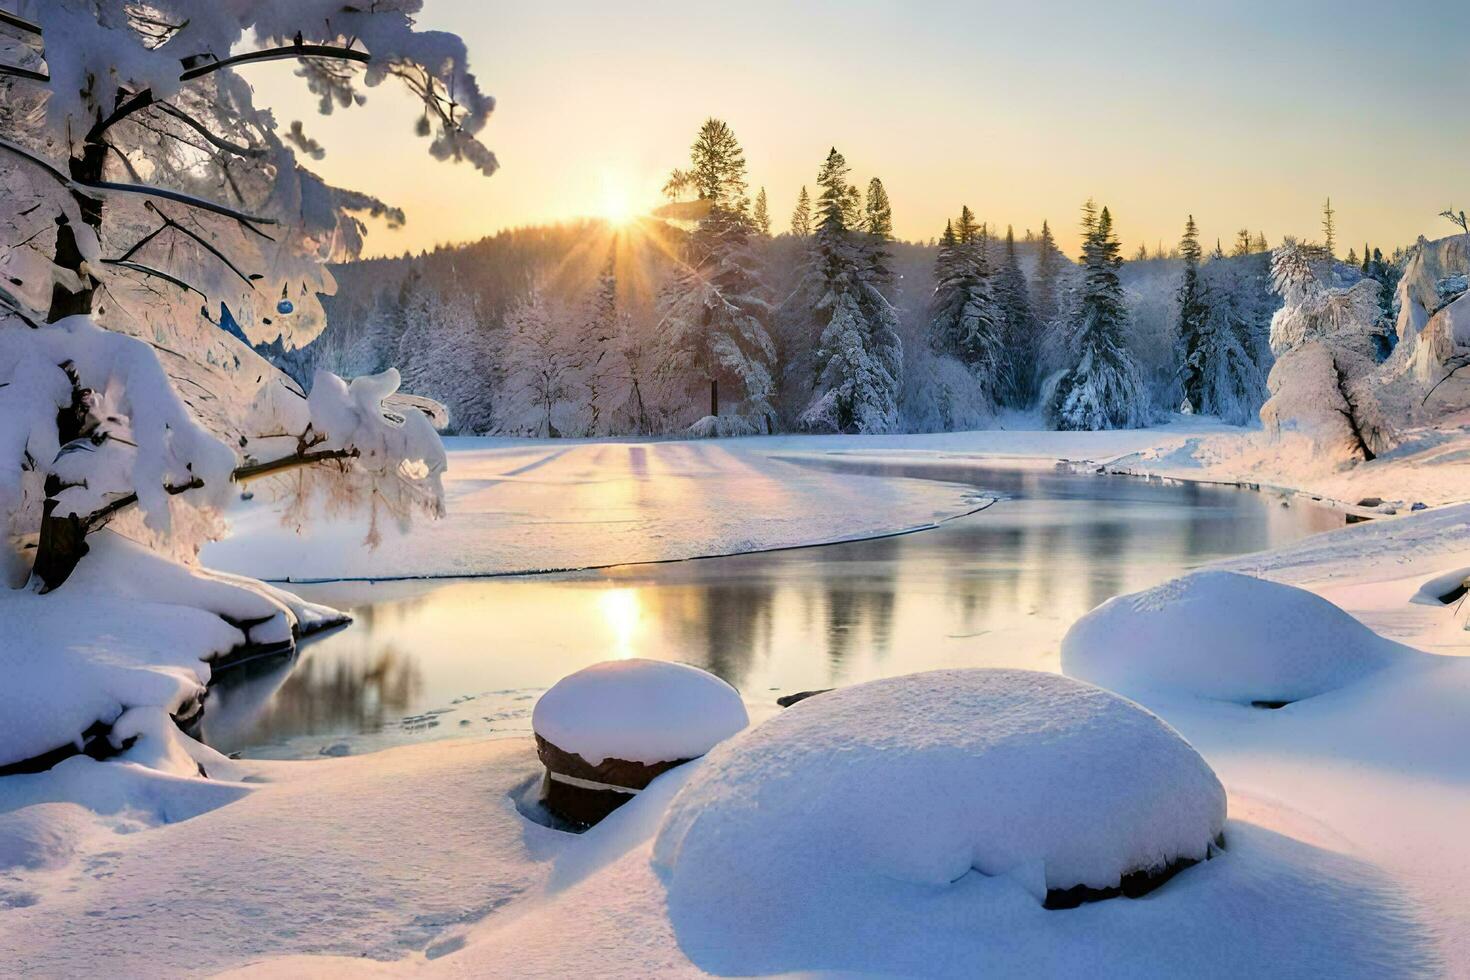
[1062,570,1417,703]
[654,669,1225,968]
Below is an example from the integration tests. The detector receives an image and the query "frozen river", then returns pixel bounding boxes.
[201,461,1342,758]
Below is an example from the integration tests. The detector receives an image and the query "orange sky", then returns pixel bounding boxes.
[252,0,1470,261]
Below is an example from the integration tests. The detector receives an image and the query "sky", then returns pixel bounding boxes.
[253,0,1470,260]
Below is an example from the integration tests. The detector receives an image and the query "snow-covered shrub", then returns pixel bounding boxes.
[1062,571,1416,704]
[898,349,996,432]
[654,669,1225,968]
[686,414,764,438]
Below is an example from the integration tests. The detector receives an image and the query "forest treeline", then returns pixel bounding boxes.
[274,119,1402,436]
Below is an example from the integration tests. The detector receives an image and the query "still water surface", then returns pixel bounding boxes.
[202,462,1341,759]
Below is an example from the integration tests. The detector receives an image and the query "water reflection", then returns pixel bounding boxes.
[209,463,1343,758]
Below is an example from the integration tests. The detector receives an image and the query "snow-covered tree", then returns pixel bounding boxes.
[929,207,1004,402]
[0,1,493,591]
[396,285,497,434]
[1191,255,1269,424]
[1045,202,1148,430]
[1174,215,1211,412]
[655,119,775,433]
[1261,240,1392,461]
[994,225,1036,407]
[788,148,903,433]
[1032,219,1065,335]
[861,177,895,293]
[791,186,813,238]
[502,289,583,437]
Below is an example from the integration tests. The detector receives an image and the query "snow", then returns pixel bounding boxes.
[3,423,1469,975]
[0,531,333,771]
[203,435,989,581]
[654,670,1225,936]
[532,659,747,766]
[1062,571,1421,704]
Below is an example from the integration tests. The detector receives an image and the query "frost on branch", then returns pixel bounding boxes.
[245,369,447,547]
[1260,242,1395,463]
[0,314,236,586]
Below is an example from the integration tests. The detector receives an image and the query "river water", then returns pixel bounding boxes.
[201,462,1342,759]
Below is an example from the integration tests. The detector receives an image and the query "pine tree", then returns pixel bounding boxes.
[842,182,864,230]
[862,177,894,291]
[753,187,771,237]
[1234,228,1252,257]
[791,186,812,238]
[1346,247,1358,268]
[1253,231,1269,253]
[1194,256,1269,424]
[788,148,903,433]
[1322,197,1336,259]
[688,118,748,206]
[1361,243,1370,275]
[1046,202,1148,430]
[1032,219,1063,330]
[655,119,775,430]
[1175,214,1211,413]
[929,205,1005,399]
[995,224,1037,406]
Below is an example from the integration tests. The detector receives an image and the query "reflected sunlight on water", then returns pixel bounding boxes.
[202,463,1343,759]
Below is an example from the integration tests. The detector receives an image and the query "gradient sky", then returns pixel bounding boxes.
[253,0,1470,259]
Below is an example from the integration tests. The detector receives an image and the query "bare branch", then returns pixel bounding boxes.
[179,43,369,82]
[76,177,276,226]
[0,63,47,82]
[0,136,84,190]
[154,102,266,158]
[234,447,361,483]
[87,89,155,143]
[146,203,258,287]
[100,259,205,297]
[0,9,42,36]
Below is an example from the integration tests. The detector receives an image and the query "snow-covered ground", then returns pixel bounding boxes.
[202,435,996,581]
[4,422,1469,977]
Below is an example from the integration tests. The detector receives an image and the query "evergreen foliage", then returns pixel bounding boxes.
[929,206,1005,400]
[789,149,903,432]
[1046,202,1148,430]
[791,186,813,238]
[1175,215,1210,412]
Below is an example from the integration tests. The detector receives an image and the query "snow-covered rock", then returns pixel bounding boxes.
[532,659,748,767]
[654,669,1225,963]
[0,531,342,772]
[1062,570,1417,703]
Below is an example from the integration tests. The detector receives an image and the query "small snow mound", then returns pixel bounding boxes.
[0,803,93,872]
[1062,571,1412,703]
[532,659,748,766]
[654,670,1224,957]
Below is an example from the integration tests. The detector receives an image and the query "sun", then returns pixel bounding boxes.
[597,173,637,225]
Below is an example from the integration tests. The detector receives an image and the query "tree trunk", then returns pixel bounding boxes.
[49,140,107,322]
[710,378,719,417]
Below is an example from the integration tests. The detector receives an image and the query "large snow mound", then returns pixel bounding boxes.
[532,659,749,766]
[1062,571,1415,703]
[654,670,1225,962]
